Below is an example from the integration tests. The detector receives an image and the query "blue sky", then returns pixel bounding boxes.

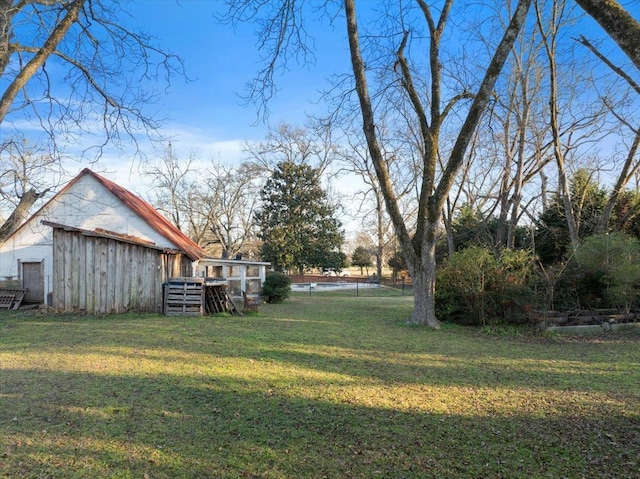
[112,0,640,171]
[5,0,639,230]
[115,0,349,164]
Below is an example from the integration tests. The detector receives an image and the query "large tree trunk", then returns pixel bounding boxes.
[344,0,531,328]
[0,188,47,242]
[408,238,440,328]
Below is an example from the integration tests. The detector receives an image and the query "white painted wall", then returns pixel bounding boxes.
[0,173,181,302]
[195,258,269,298]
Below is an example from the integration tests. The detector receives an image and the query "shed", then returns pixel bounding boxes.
[46,222,190,313]
[196,257,270,299]
[0,169,209,307]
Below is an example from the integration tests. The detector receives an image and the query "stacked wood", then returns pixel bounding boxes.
[531,308,639,328]
[204,283,240,315]
[164,277,204,316]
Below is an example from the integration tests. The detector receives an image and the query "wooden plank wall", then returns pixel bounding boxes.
[52,228,189,314]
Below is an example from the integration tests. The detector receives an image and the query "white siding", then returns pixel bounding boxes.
[0,173,181,303]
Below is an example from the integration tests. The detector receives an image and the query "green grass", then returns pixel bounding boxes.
[1,295,639,478]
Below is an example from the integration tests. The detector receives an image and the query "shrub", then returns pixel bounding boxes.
[436,246,535,326]
[572,232,640,312]
[261,272,292,303]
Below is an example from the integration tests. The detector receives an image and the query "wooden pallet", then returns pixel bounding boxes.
[204,283,240,315]
[164,277,204,316]
[0,289,27,310]
[0,294,15,309]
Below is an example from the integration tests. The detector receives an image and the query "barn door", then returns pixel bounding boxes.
[21,261,44,304]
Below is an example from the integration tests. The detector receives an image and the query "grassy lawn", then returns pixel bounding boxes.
[1,295,639,478]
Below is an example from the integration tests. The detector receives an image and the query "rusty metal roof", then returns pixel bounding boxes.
[6,168,209,261]
[79,169,209,261]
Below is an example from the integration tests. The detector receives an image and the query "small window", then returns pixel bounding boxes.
[247,278,262,294]
[246,265,260,277]
[206,265,224,278]
[227,280,242,297]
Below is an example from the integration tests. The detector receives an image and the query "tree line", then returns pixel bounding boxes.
[218,0,640,327]
[1,0,639,329]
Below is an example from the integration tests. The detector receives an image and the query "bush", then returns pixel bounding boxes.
[436,246,535,326]
[572,232,640,312]
[261,272,292,303]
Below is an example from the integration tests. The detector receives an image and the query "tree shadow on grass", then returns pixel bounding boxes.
[2,311,639,397]
[2,310,639,477]
[1,368,638,479]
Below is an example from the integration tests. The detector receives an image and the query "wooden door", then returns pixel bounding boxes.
[22,261,44,303]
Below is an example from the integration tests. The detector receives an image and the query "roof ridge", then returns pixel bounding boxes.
[2,168,208,261]
[82,169,208,260]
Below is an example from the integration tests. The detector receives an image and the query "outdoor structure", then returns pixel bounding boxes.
[46,221,189,314]
[0,169,269,314]
[0,169,268,313]
[0,169,206,311]
[196,257,269,298]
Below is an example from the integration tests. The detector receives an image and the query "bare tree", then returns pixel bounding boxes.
[574,36,640,233]
[535,0,581,246]
[0,0,182,140]
[574,0,640,71]
[0,140,65,240]
[244,120,339,176]
[346,0,532,327]
[337,122,419,279]
[0,0,183,237]
[144,143,196,231]
[482,10,553,249]
[223,0,533,327]
[202,162,260,259]
[535,0,615,249]
[143,152,261,259]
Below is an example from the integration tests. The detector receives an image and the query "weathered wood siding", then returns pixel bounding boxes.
[51,227,192,314]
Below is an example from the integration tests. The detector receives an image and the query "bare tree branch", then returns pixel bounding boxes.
[574,0,640,71]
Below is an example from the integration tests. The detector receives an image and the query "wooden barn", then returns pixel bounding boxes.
[45,222,191,314]
[0,169,209,312]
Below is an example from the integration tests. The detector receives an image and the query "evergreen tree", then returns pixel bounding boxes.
[351,246,373,275]
[387,250,408,280]
[611,190,640,239]
[255,161,344,273]
[536,170,608,264]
